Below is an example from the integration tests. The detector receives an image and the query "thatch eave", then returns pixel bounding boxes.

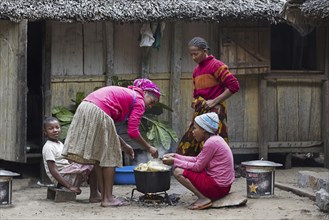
[0,0,284,23]
[300,0,329,24]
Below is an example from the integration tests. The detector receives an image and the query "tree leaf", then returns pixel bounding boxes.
[52,106,65,115]
[146,124,157,141]
[56,108,74,122]
[60,124,70,141]
[156,126,172,150]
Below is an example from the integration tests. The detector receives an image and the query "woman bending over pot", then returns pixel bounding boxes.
[163,112,234,210]
[62,79,160,207]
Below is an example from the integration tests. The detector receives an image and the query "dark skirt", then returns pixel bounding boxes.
[176,96,228,156]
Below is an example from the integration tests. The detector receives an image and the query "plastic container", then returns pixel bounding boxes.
[114,166,136,185]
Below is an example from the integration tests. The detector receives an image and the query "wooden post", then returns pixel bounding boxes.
[323,28,329,168]
[103,22,114,86]
[259,78,268,160]
[17,20,28,162]
[170,22,183,138]
[141,47,151,78]
[41,21,53,183]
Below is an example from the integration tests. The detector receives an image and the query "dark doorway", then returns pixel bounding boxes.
[27,22,44,154]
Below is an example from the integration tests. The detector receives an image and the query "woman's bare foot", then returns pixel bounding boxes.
[101,198,129,207]
[188,198,212,210]
[89,192,102,203]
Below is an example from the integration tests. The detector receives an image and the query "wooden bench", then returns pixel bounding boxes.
[47,187,77,202]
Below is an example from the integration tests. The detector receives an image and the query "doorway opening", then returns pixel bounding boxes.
[26,21,44,154]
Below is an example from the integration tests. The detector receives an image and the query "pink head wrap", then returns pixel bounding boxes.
[133,78,161,99]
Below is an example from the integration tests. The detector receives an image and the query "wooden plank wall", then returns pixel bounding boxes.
[266,78,322,142]
[50,21,217,132]
[49,21,324,158]
[0,20,27,162]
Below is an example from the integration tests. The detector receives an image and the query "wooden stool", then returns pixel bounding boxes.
[47,187,77,202]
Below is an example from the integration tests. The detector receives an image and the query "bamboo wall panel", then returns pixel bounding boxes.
[51,76,105,108]
[220,27,270,74]
[275,79,322,141]
[267,81,278,141]
[83,22,104,75]
[226,76,259,142]
[51,22,83,76]
[149,24,171,74]
[0,21,21,161]
[181,22,216,73]
[178,78,194,134]
[113,23,141,74]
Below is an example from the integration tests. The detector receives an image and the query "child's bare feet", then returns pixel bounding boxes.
[101,198,129,207]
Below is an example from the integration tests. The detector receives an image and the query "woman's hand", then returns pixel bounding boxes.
[148,146,159,158]
[122,143,135,159]
[163,153,176,158]
[205,99,219,109]
[162,156,174,165]
[68,186,82,194]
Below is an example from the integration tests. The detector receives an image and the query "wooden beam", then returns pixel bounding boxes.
[42,21,52,118]
[322,28,329,168]
[170,22,183,138]
[259,79,268,160]
[267,141,322,148]
[265,73,327,81]
[141,47,151,78]
[17,20,28,162]
[229,142,258,149]
[103,22,114,86]
[268,147,323,154]
[52,75,106,83]
[275,182,316,201]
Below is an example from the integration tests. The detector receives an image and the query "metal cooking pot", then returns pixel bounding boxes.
[134,170,171,194]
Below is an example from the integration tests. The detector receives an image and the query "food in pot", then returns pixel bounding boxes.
[135,160,170,172]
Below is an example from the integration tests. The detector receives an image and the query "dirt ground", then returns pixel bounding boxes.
[1,167,328,220]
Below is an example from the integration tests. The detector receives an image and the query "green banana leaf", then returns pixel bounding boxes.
[156,125,172,150]
[60,124,70,141]
[146,124,157,141]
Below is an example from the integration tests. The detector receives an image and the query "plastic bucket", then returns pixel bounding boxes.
[114,166,136,185]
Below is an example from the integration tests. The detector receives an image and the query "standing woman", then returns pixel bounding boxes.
[62,79,161,207]
[176,37,240,156]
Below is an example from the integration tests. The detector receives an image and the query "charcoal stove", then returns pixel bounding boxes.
[131,169,173,205]
[131,188,173,205]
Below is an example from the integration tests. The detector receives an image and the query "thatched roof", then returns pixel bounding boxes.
[0,0,284,23]
[300,0,329,23]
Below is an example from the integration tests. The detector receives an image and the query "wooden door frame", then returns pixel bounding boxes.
[16,20,28,162]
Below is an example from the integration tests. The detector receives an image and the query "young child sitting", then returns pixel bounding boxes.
[162,112,234,210]
[42,117,100,202]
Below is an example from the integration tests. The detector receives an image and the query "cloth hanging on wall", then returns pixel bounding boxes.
[139,24,155,47]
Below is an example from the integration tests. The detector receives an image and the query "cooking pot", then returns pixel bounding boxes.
[134,170,171,194]
[241,160,282,198]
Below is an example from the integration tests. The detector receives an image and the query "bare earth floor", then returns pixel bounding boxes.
[1,167,328,220]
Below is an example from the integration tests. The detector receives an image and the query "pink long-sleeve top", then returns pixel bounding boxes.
[84,86,145,139]
[174,135,235,187]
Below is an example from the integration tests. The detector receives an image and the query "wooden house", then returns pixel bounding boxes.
[0,0,328,168]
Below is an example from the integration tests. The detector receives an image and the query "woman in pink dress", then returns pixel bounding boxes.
[62,79,161,207]
[163,112,234,210]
